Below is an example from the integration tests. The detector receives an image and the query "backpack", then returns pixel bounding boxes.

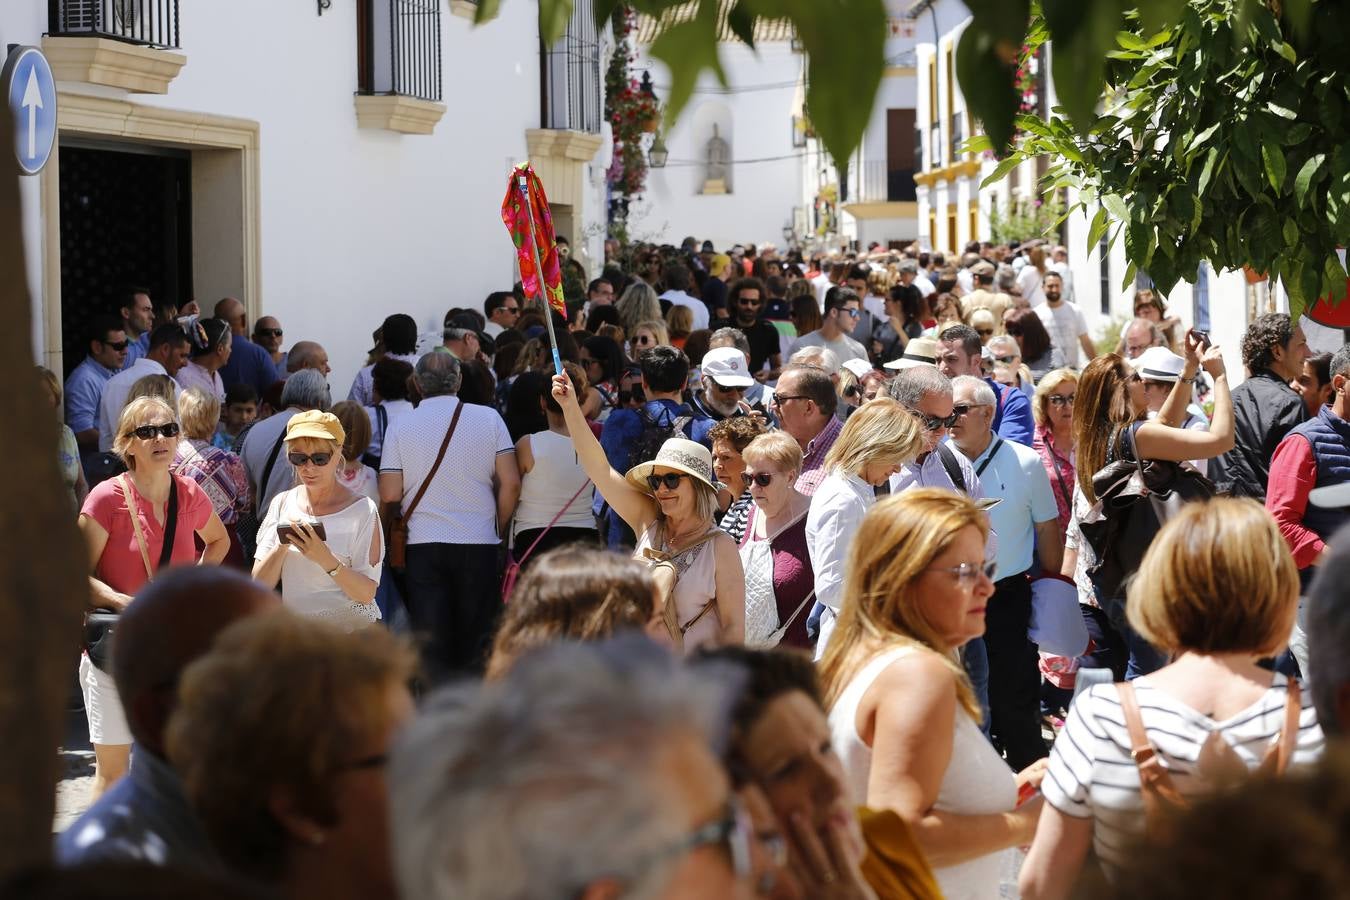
[627,404,693,471]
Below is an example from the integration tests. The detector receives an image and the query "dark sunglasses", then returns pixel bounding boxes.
[952,403,987,417]
[288,451,334,467]
[646,473,690,491]
[994,354,1018,364]
[746,472,778,487]
[737,297,762,306]
[256,328,283,338]
[976,329,994,337]
[840,308,860,318]
[102,339,130,351]
[1048,394,1076,407]
[128,422,180,440]
[636,335,655,345]
[501,306,520,314]
[908,408,958,432]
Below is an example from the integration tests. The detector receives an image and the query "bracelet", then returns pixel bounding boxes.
[324,561,343,578]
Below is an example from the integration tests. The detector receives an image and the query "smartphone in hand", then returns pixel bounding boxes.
[278,522,327,544]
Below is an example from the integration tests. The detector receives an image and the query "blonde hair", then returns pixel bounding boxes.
[1128,498,1298,657]
[615,281,662,336]
[823,397,924,477]
[866,269,893,296]
[36,366,61,410]
[112,396,178,470]
[819,489,987,719]
[331,400,372,462]
[166,609,417,881]
[1032,368,1079,427]
[633,319,671,349]
[127,373,177,406]
[969,308,1000,336]
[664,304,694,338]
[741,431,804,476]
[177,387,221,442]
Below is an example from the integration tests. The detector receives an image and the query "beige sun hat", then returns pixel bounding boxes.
[625,437,726,494]
[883,336,940,370]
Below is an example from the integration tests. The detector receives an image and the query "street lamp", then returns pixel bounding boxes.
[648,132,669,168]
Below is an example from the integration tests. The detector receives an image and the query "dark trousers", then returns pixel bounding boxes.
[512,526,599,568]
[985,574,1046,770]
[403,542,502,685]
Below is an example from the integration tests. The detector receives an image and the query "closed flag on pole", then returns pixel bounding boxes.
[501,162,567,320]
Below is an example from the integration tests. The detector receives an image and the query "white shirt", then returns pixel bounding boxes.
[1017,265,1046,306]
[911,272,936,297]
[958,435,1058,577]
[347,352,421,408]
[1050,259,1074,302]
[379,395,514,545]
[789,329,869,364]
[97,358,182,452]
[659,289,710,330]
[363,398,414,462]
[175,361,224,404]
[806,470,874,659]
[483,321,505,338]
[1035,301,1091,369]
[1043,675,1322,875]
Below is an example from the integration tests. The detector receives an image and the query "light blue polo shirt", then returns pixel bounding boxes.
[958,434,1058,577]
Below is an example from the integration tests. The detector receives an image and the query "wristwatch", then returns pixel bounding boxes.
[324,561,343,578]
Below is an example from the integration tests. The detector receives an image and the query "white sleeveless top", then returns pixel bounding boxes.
[634,523,721,653]
[513,430,595,540]
[828,645,1017,900]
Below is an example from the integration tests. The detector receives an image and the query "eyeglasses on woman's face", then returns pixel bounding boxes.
[744,471,781,487]
[1048,393,1076,407]
[927,560,998,586]
[976,328,994,338]
[128,422,180,441]
[635,334,656,347]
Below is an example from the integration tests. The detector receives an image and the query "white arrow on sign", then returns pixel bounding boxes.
[21,65,42,161]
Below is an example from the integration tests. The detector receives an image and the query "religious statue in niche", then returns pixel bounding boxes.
[701,124,730,194]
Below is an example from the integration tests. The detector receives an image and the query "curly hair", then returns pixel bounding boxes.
[706,414,768,452]
[1241,312,1295,372]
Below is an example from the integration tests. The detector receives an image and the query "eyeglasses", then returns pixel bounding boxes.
[102,339,130,351]
[648,798,754,881]
[976,329,994,337]
[502,305,520,314]
[288,451,334,467]
[128,422,180,440]
[256,328,283,338]
[770,394,810,407]
[737,297,763,306]
[636,335,655,346]
[841,308,860,319]
[745,472,779,487]
[994,354,1018,364]
[952,403,989,417]
[1048,394,1076,407]
[927,560,999,585]
[646,472,690,491]
[907,408,958,432]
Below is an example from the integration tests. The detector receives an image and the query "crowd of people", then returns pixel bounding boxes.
[33,236,1350,899]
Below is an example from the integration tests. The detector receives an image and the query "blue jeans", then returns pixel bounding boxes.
[1124,625,1169,680]
[962,637,992,738]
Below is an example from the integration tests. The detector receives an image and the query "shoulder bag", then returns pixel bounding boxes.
[84,474,180,672]
[638,526,721,654]
[741,511,815,648]
[500,479,592,603]
[1117,678,1302,837]
[386,402,463,572]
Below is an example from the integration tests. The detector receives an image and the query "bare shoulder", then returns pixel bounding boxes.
[871,648,962,706]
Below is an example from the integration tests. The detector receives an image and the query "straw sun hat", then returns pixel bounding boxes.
[625,438,726,495]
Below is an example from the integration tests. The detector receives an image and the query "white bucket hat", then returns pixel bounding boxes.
[625,437,725,494]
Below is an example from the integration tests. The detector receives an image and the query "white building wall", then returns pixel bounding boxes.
[635,41,801,250]
[5,1,610,395]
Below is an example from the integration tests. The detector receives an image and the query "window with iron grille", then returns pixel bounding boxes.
[49,0,180,49]
[541,0,601,132]
[357,0,443,102]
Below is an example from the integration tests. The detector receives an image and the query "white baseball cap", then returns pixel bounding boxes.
[1130,346,1186,382]
[841,358,873,379]
[701,346,754,387]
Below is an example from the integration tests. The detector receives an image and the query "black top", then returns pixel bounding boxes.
[1210,369,1307,500]
[732,318,786,373]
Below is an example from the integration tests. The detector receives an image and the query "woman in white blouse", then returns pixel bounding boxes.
[254,411,383,626]
[807,396,924,658]
[1020,498,1323,899]
[820,489,1046,900]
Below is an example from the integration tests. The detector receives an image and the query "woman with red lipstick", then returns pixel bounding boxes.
[820,489,1044,900]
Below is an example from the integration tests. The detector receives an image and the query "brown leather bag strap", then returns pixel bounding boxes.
[1272,678,1303,775]
[1117,682,1185,820]
[401,401,464,521]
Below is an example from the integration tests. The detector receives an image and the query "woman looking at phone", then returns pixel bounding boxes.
[253,411,383,626]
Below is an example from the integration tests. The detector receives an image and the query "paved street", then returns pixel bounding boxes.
[56,708,95,833]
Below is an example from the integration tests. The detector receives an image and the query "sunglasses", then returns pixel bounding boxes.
[128,422,180,440]
[1048,394,1076,407]
[636,335,655,345]
[840,308,860,319]
[737,297,762,306]
[102,339,130,351]
[746,472,778,487]
[288,451,334,467]
[952,403,988,417]
[502,306,520,314]
[976,329,994,337]
[994,354,1018,364]
[908,408,958,431]
[646,473,690,491]
[256,328,283,338]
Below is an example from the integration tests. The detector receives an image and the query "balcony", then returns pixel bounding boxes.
[355,0,446,134]
[44,0,185,93]
[949,112,964,162]
[860,160,918,203]
[541,0,602,134]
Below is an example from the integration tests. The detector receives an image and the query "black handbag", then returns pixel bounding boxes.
[84,475,179,672]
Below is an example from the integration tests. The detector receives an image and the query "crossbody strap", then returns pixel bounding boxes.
[375,404,388,444]
[975,438,1005,479]
[514,479,592,567]
[121,474,179,581]
[1269,678,1303,775]
[1046,439,1074,511]
[258,428,288,508]
[157,475,179,569]
[936,443,968,494]
[402,401,464,520]
[122,475,154,582]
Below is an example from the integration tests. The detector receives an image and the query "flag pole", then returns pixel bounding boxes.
[518,172,564,376]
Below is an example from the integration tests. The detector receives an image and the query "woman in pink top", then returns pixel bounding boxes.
[78,396,229,798]
[1031,368,1078,533]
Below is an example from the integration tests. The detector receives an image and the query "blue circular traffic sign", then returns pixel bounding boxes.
[3,47,57,176]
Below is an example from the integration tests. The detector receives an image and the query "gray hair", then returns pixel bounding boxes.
[952,374,996,408]
[995,264,1017,292]
[788,345,840,375]
[390,638,735,900]
[988,335,1019,358]
[279,368,331,412]
[709,326,750,357]
[1330,343,1350,381]
[886,365,952,409]
[1308,530,1350,735]
[442,326,475,343]
[416,351,462,397]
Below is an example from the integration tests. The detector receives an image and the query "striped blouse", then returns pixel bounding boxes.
[1042,674,1324,874]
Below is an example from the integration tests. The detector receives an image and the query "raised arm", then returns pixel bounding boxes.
[1136,344,1233,462]
[551,374,656,534]
[1155,331,1202,428]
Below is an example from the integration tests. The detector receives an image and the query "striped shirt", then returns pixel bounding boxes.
[1042,675,1324,873]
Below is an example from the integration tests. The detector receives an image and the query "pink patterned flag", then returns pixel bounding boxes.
[501,163,567,319]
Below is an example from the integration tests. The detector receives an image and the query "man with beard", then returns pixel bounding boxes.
[690,347,755,446]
